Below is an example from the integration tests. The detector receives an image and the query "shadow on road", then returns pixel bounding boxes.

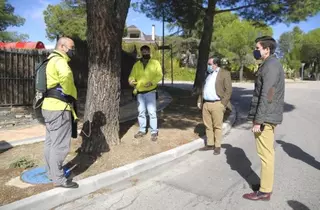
[287,200,311,210]
[222,143,261,191]
[0,141,13,154]
[276,140,320,170]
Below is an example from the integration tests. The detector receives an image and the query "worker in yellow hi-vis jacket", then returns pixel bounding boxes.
[128,45,163,142]
[41,37,78,189]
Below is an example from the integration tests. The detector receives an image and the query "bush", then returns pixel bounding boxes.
[10,157,37,169]
[165,67,196,81]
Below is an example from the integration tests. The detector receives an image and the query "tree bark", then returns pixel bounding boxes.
[316,61,320,81]
[193,0,216,94]
[239,62,244,82]
[81,0,130,153]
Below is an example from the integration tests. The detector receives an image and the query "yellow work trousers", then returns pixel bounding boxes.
[202,101,225,148]
[254,123,276,193]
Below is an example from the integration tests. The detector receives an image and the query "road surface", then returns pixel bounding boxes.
[56,82,320,210]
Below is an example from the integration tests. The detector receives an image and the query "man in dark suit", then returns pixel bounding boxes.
[197,57,232,155]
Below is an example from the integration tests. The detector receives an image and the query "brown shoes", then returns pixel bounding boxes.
[243,191,272,201]
[199,145,215,151]
[134,131,146,139]
[151,133,158,141]
[199,146,221,155]
[213,147,221,155]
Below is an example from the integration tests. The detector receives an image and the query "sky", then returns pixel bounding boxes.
[7,0,320,49]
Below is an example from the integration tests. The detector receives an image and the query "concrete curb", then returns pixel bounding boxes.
[0,90,172,150]
[1,104,236,210]
[0,136,45,150]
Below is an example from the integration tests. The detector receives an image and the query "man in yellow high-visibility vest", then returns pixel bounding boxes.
[128,45,163,141]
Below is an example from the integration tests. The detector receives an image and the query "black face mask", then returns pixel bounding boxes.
[142,54,150,60]
[253,50,261,60]
[66,49,75,59]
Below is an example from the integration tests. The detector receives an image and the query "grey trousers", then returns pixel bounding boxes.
[42,109,71,185]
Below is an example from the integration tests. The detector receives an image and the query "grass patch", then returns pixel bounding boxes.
[165,68,196,81]
[9,157,37,169]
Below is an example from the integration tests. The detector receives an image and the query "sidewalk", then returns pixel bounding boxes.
[0,90,172,149]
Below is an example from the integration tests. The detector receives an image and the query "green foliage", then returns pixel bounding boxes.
[301,28,320,63]
[0,0,28,41]
[279,27,320,79]
[44,1,129,41]
[133,0,320,86]
[279,26,304,77]
[215,19,272,63]
[166,36,199,58]
[132,0,204,33]
[0,31,28,41]
[168,67,195,81]
[43,0,87,41]
[123,23,128,37]
[0,0,25,31]
[133,0,320,31]
[279,32,293,54]
[10,157,37,169]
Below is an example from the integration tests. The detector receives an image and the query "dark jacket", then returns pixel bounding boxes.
[197,68,232,111]
[248,55,285,125]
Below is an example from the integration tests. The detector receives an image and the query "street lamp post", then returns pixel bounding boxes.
[161,10,165,86]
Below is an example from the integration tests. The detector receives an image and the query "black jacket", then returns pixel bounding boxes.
[248,55,285,125]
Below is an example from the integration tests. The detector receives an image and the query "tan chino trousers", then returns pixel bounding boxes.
[202,101,225,148]
[254,123,276,193]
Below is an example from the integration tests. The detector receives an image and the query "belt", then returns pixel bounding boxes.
[203,99,220,103]
[137,87,157,95]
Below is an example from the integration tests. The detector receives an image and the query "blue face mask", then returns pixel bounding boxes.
[207,65,213,73]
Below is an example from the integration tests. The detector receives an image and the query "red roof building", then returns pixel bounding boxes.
[0,41,46,49]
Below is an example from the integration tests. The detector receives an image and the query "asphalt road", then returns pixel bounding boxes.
[56,81,320,210]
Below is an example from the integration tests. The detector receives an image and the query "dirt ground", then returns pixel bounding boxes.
[0,87,207,206]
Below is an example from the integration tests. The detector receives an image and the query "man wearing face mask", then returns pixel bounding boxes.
[197,57,232,155]
[243,36,285,201]
[41,37,78,188]
[128,45,163,141]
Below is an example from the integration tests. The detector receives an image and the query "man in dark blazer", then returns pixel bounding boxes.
[197,57,232,155]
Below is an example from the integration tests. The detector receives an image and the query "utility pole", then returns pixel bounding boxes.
[171,44,173,85]
[301,63,306,80]
[161,9,165,86]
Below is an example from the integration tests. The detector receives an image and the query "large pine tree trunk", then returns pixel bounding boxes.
[81,0,130,153]
[193,0,216,94]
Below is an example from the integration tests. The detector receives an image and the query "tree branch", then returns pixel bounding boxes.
[195,2,204,10]
[168,29,183,36]
[215,1,269,14]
